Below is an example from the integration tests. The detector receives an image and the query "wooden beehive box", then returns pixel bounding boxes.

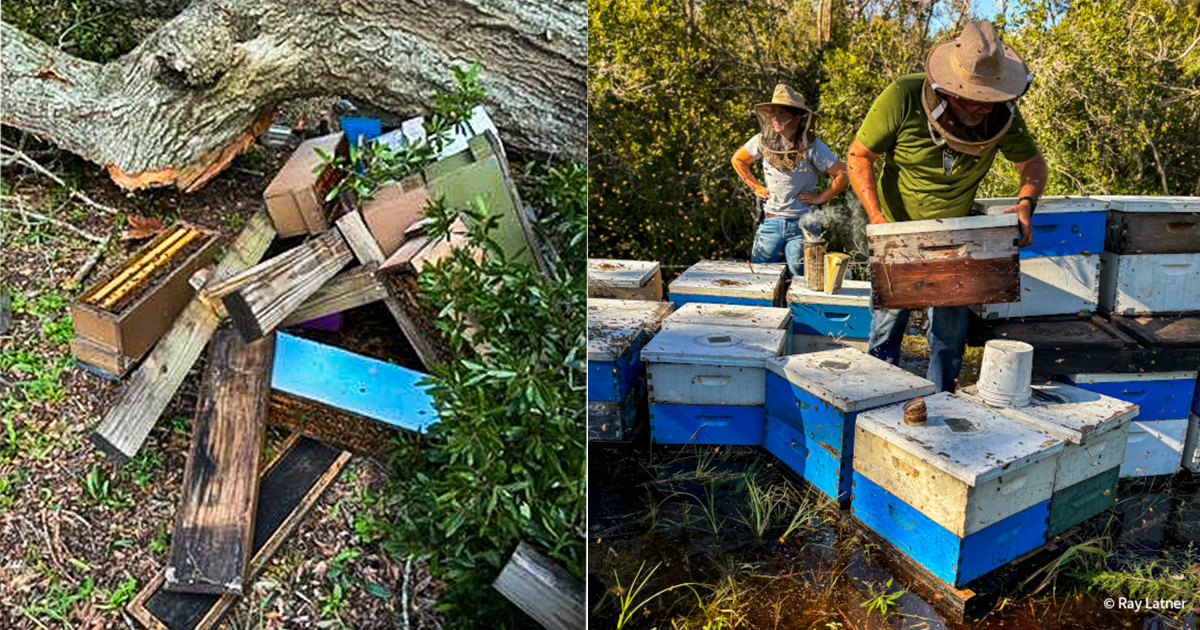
[1061,370,1197,422]
[667,259,788,308]
[587,258,664,301]
[852,392,1064,586]
[1097,195,1200,255]
[763,350,934,502]
[70,223,222,377]
[867,215,1019,309]
[786,278,872,337]
[1098,251,1200,315]
[660,302,789,331]
[972,254,1101,319]
[1121,419,1188,477]
[262,132,348,238]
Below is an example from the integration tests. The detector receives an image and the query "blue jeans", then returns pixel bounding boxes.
[868,305,969,393]
[751,216,821,278]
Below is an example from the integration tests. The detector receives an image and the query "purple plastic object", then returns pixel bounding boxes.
[296,313,343,332]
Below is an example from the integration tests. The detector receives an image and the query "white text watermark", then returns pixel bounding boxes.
[1104,598,1188,612]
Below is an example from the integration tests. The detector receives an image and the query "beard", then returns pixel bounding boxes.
[951,110,986,127]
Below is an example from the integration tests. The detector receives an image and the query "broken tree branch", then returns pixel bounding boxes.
[0,203,108,243]
[0,143,120,216]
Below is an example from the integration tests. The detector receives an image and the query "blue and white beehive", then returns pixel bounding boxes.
[786,279,872,353]
[763,349,934,502]
[667,260,787,308]
[972,196,1108,319]
[853,392,1064,587]
[642,323,785,445]
[587,299,674,441]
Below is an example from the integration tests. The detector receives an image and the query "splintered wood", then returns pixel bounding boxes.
[166,329,274,595]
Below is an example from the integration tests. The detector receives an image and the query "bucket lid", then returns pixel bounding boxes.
[856,392,1064,486]
[766,349,935,412]
[588,258,661,288]
[662,302,791,330]
[668,260,787,299]
[641,324,786,368]
[959,383,1138,443]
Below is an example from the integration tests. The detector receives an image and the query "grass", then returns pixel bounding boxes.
[859,577,904,618]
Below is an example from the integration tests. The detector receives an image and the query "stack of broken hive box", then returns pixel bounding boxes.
[67,107,541,630]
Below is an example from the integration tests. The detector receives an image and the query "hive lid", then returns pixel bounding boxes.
[866,213,1016,237]
[959,383,1137,443]
[856,392,1064,486]
[662,302,791,330]
[587,298,673,332]
[641,324,786,368]
[766,349,935,412]
[973,196,1109,215]
[668,260,787,299]
[588,258,661,288]
[587,327,644,362]
[1066,371,1198,384]
[786,279,871,307]
[1094,196,1200,213]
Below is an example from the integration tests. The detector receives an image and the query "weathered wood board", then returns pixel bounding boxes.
[868,215,1020,309]
[278,264,386,328]
[165,329,274,595]
[262,132,348,237]
[127,434,351,630]
[1107,313,1200,349]
[91,211,276,463]
[268,390,402,459]
[493,542,585,630]
[221,229,354,342]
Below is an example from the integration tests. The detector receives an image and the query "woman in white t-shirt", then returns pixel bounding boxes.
[731,84,849,277]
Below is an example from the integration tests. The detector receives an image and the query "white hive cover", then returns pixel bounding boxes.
[668,259,787,299]
[959,383,1138,443]
[588,258,661,288]
[786,278,871,307]
[587,327,643,362]
[973,196,1109,215]
[640,323,786,368]
[662,302,791,330]
[1094,196,1200,212]
[1067,371,1198,384]
[766,349,935,412]
[866,213,1017,237]
[856,392,1064,486]
[587,299,673,332]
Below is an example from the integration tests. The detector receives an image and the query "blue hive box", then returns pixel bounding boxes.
[667,260,787,308]
[587,300,674,441]
[786,279,872,338]
[1061,371,1198,421]
[763,349,934,502]
[973,196,1109,258]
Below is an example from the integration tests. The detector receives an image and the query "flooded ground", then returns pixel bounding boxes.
[588,326,1199,630]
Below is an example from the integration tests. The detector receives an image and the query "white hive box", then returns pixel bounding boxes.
[641,324,786,407]
[854,392,1064,537]
[959,383,1137,490]
[972,254,1101,319]
[667,260,787,308]
[1099,252,1200,315]
[588,259,664,301]
[661,302,790,331]
[1120,419,1188,477]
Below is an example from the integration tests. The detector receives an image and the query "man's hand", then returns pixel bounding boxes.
[1001,201,1034,247]
[753,184,770,199]
[796,190,822,204]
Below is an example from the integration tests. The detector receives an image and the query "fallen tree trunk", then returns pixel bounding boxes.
[1,0,586,192]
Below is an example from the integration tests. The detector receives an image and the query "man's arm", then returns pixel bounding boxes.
[846,138,887,224]
[797,160,849,205]
[1000,153,1048,247]
[732,147,769,199]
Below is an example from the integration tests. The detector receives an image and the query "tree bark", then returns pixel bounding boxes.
[1,0,586,192]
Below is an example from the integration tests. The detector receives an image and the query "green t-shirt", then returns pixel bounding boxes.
[855,73,1039,222]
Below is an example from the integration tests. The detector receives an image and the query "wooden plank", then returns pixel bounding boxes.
[91,211,276,463]
[493,542,585,630]
[221,230,353,342]
[869,256,1020,309]
[1107,313,1200,349]
[336,210,443,369]
[126,433,351,630]
[868,226,1018,265]
[165,329,274,595]
[272,332,438,432]
[279,264,385,327]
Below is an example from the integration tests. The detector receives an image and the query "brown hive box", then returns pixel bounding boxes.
[359,175,431,257]
[867,214,1020,309]
[262,132,348,237]
[70,223,222,377]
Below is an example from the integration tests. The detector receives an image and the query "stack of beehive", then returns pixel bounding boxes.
[786,279,872,353]
[586,298,673,441]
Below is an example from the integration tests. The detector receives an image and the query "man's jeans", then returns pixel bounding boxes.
[751,215,821,278]
[868,305,969,393]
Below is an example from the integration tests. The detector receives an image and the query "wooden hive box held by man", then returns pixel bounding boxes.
[867,214,1019,309]
[70,222,222,377]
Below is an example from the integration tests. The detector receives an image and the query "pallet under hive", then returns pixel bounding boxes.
[70,223,221,377]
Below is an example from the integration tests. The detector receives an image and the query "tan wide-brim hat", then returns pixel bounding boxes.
[754,84,810,115]
[926,20,1031,103]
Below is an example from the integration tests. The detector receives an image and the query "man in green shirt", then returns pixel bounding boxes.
[847,20,1047,392]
